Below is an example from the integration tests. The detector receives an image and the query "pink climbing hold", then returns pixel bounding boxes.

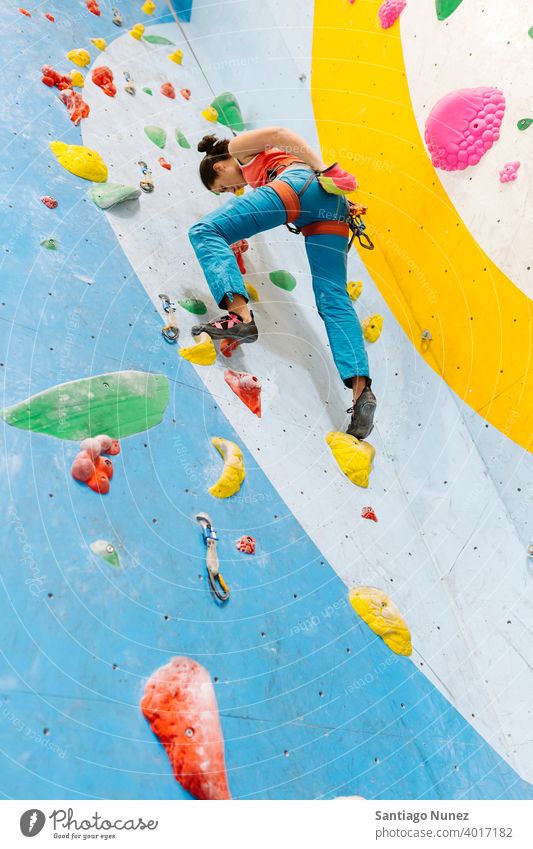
[96,434,121,455]
[499,161,520,183]
[161,82,176,99]
[235,535,256,554]
[224,369,262,416]
[361,506,378,522]
[180,88,191,100]
[59,89,90,125]
[41,65,72,91]
[92,66,116,97]
[72,435,119,493]
[378,0,406,29]
[425,86,506,172]
[41,196,58,209]
[71,451,96,482]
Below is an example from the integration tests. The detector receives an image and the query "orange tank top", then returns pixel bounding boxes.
[236,148,304,189]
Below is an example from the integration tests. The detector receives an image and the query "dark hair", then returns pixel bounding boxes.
[198,134,231,189]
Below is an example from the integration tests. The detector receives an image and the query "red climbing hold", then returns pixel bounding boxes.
[41,196,58,209]
[19,8,31,16]
[59,89,90,125]
[86,470,110,494]
[95,455,114,480]
[44,13,55,22]
[231,239,249,275]
[224,369,262,416]
[96,434,121,455]
[160,82,176,99]
[41,65,72,91]
[141,657,231,800]
[71,451,96,483]
[158,157,172,170]
[361,506,378,522]
[180,88,191,100]
[92,66,116,97]
[86,0,101,15]
[236,535,256,554]
[220,338,240,358]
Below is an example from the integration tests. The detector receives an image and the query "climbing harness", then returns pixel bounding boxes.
[196,512,230,603]
[267,167,374,250]
[158,293,179,343]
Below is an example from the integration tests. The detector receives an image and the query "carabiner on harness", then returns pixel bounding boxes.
[196,512,230,603]
[347,201,374,250]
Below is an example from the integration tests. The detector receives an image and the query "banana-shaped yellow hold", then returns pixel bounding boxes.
[178,333,216,366]
[49,141,108,182]
[326,432,375,488]
[245,282,260,302]
[349,586,412,656]
[313,0,533,452]
[209,437,245,499]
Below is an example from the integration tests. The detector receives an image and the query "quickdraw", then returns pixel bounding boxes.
[158,293,179,343]
[346,201,374,251]
[196,512,230,603]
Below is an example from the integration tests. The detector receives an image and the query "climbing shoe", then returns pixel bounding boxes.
[191,310,258,343]
[346,385,377,440]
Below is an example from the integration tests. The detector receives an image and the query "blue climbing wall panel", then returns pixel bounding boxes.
[0,0,531,800]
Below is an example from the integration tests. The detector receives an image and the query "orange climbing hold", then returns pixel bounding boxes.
[158,157,171,170]
[19,8,31,16]
[180,88,191,100]
[71,435,120,494]
[44,13,55,22]
[59,89,90,125]
[224,369,262,416]
[236,535,256,554]
[92,66,116,97]
[141,657,231,800]
[361,506,378,522]
[41,196,58,209]
[41,66,72,91]
[160,82,176,99]
[86,0,101,15]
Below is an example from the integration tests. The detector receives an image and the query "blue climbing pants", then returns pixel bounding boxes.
[188,166,369,387]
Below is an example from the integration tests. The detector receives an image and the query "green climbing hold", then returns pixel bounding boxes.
[269,270,297,292]
[90,539,121,568]
[175,129,191,149]
[518,118,533,131]
[210,92,244,132]
[529,25,533,39]
[436,0,464,20]
[142,87,153,96]
[2,371,170,440]
[144,125,167,149]
[90,182,141,209]
[143,35,175,45]
[41,238,58,250]
[178,298,207,315]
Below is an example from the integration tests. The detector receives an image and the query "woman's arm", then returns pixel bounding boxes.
[228,127,326,170]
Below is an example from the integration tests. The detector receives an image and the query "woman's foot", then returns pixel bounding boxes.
[346,385,377,440]
[191,310,259,343]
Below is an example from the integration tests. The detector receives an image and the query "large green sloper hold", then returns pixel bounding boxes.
[435,0,464,20]
[210,92,244,132]
[145,126,167,149]
[269,270,297,292]
[2,371,170,440]
[90,183,141,209]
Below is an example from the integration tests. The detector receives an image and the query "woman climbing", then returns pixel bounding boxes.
[188,127,377,439]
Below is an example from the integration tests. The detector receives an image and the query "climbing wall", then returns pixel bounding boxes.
[0,0,532,801]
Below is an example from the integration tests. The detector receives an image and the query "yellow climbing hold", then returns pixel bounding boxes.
[90,38,107,51]
[178,332,216,366]
[130,23,145,39]
[67,48,91,67]
[347,280,362,301]
[49,141,108,182]
[168,49,183,64]
[202,106,219,123]
[362,314,383,343]
[349,586,412,656]
[326,431,375,488]
[245,282,259,302]
[70,70,85,88]
[209,437,246,499]
[142,0,156,13]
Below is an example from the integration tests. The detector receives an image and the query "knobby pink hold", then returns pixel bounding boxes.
[425,86,506,171]
[224,369,262,416]
[59,89,90,125]
[161,82,176,99]
[71,434,120,495]
[235,535,256,554]
[361,506,378,522]
[92,66,116,97]
[41,196,58,209]
[378,0,406,29]
[499,161,520,183]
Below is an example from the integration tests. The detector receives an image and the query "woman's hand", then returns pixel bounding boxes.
[316,163,358,196]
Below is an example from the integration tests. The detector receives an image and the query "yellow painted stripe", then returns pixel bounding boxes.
[311,0,533,452]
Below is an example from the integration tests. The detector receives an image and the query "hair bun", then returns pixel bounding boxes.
[197,134,218,154]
